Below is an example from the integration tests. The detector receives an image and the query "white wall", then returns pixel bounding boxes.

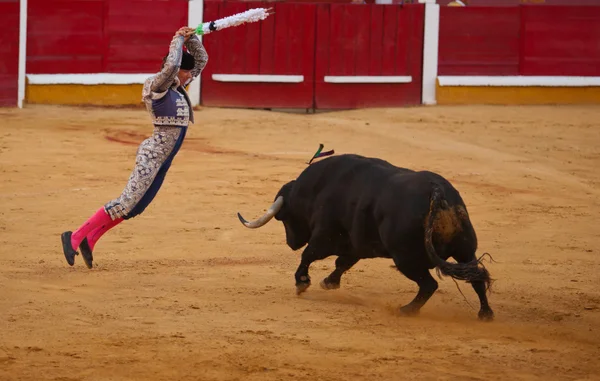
[188,0,204,107]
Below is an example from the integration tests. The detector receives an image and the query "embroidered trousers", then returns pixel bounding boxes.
[104,125,187,220]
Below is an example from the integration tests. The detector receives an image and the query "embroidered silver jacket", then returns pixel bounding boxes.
[104,35,208,220]
[142,35,208,127]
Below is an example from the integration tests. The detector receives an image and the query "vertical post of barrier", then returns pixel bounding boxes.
[420,0,439,105]
[18,0,28,108]
[188,0,204,107]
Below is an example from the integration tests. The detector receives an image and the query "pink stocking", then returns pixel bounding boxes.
[86,217,123,251]
[70,207,113,250]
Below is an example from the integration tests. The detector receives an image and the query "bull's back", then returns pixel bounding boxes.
[294,154,413,198]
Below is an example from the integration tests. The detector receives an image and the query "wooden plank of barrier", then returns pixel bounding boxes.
[381,6,398,76]
[201,1,316,108]
[27,0,105,74]
[408,3,425,102]
[438,6,520,75]
[0,0,19,106]
[314,3,424,109]
[439,0,600,5]
[368,6,384,75]
[328,5,344,76]
[354,7,371,76]
[342,5,361,76]
[104,0,188,73]
[274,3,292,75]
[315,3,330,87]
[395,5,411,76]
[221,1,248,75]
[288,3,309,78]
[245,4,261,74]
[259,2,276,74]
[520,5,600,76]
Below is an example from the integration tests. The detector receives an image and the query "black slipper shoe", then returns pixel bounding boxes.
[79,238,94,269]
[61,231,78,266]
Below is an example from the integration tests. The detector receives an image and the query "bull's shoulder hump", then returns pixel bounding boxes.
[308,154,400,171]
[300,154,419,185]
[414,170,453,184]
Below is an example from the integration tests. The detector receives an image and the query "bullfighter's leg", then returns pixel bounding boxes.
[295,243,333,295]
[320,256,359,290]
[393,257,438,316]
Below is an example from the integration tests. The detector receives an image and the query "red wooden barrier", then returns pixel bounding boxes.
[0,0,19,106]
[439,5,600,77]
[27,0,105,74]
[27,0,187,74]
[200,1,316,108]
[520,6,600,76]
[438,0,600,5]
[104,0,188,73]
[438,6,520,75]
[315,4,425,108]
[24,0,600,107]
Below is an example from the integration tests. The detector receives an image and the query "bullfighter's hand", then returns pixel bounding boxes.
[175,27,195,42]
[182,27,196,41]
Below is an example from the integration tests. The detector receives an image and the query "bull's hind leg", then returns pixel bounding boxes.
[393,256,438,316]
[453,253,495,321]
[320,256,359,290]
[470,280,494,321]
[457,255,494,321]
[295,243,333,295]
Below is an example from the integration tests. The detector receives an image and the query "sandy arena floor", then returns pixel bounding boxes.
[0,104,599,380]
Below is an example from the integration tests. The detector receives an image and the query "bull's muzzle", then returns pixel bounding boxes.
[237,196,284,229]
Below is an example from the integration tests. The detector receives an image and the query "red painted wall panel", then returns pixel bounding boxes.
[437,0,600,5]
[27,0,105,74]
[438,7,520,75]
[439,5,600,77]
[315,4,424,109]
[23,0,600,108]
[200,1,316,108]
[368,6,384,76]
[104,0,188,73]
[0,0,19,106]
[27,0,187,74]
[520,6,600,76]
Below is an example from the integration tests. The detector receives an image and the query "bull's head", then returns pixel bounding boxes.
[237,181,310,250]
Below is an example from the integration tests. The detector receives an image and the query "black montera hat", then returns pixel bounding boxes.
[161,51,195,71]
[181,51,195,70]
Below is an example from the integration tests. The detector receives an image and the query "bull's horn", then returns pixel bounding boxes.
[237,196,284,229]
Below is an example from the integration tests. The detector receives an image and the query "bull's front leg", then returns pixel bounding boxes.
[295,243,332,295]
[320,255,359,290]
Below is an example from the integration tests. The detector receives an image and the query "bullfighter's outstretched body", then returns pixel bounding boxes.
[61,27,208,268]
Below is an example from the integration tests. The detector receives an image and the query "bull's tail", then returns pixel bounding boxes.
[425,184,491,290]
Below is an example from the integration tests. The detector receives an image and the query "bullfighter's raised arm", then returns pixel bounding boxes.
[184,34,209,81]
[150,34,185,93]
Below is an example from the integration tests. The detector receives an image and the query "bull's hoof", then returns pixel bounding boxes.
[478,308,495,322]
[398,304,420,317]
[319,278,340,290]
[296,282,311,295]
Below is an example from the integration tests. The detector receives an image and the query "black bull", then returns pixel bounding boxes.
[237,154,494,321]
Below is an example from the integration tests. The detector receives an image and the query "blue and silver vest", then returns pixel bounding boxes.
[149,86,194,127]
